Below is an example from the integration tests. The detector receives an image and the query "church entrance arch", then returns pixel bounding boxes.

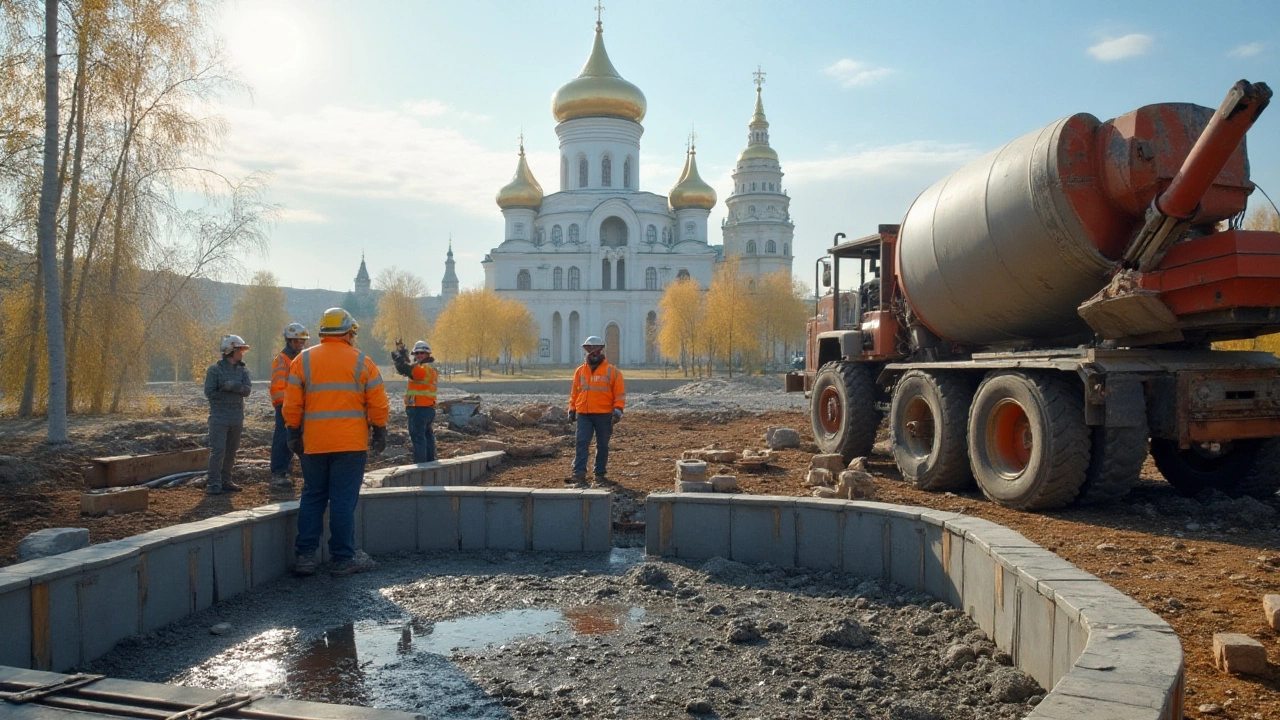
[600,216,628,247]
[552,312,563,364]
[569,311,580,354]
[605,323,621,366]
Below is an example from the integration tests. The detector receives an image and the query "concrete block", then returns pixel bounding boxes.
[1213,633,1268,675]
[1041,675,1174,718]
[794,500,844,571]
[1052,602,1087,688]
[668,495,731,560]
[1264,594,1280,632]
[923,525,962,606]
[960,538,997,638]
[210,524,249,602]
[1015,577,1056,689]
[140,535,214,632]
[646,496,671,556]
[0,576,32,668]
[71,548,143,667]
[583,492,612,552]
[362,493,419,555]
[676,480,713,493]
[531,490,583,552]
[457,493,487,549]
[17,528,90,561]
[1029,688,1166,720]
[729,498,796,567]
[709,475,738,492]
[80,487,149,516]
[417,490,460,550]
[485,489,532,550]
[887,517,926,590]
[992,565,1018,654]
[250,512,292,586]
[842,510,889,581]
[43,575,81,671]
[676,459,707,481]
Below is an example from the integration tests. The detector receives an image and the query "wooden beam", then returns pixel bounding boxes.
[81,449,210,488]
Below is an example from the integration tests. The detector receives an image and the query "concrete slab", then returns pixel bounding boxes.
[583,492,612,552]
[250,512,293,586]
[960,537,996,639]
[362,493,419,555]
[887,516,926,591]
[923,525,962,606]
[76,554,143,666]
[210,524,249,603]
[140,535,214,632]
[457,495,486,550]
[417,491,460,550]
[668,495,732,560]
[531,490,584,552]
[992,565,1018,655]
[842,510,888,581]
[1016,577,1056,689]
[0,581,32,667]
[729,497,796,567]
[484,489,531,551]
[794,501,844,571]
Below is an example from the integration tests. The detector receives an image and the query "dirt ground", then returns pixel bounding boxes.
[1,391,1278,719]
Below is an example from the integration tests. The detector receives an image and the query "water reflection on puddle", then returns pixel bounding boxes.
[175,604,645,710]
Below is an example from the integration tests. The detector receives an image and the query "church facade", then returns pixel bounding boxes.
[483,18,794,366]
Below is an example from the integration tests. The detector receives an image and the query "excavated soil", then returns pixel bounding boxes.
[1,375,1278,718]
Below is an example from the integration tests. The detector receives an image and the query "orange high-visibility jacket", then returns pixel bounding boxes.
[282,337,390,454]
[569,359,625,414]
[269,351,292,407]
[405,364,438,407]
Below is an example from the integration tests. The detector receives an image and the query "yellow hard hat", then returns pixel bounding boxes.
[318,307,358,336]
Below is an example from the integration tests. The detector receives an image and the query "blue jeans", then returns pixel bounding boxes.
[407,406,437,463]
[270,405,295,474]
[573,413,613,477]
[295,451,366,561]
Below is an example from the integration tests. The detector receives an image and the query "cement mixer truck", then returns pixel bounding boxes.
[786,80,1280,511]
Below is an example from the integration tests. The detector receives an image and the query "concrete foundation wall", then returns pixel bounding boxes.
[645,494,1183,720]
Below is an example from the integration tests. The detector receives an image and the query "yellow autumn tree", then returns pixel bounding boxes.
[495,297,539,373]
[753,270,810,368]
[370,267,430,355]
[656,275,703,376]
[704,257,758,378]
[228,271,290,378]
[432,288,502,378]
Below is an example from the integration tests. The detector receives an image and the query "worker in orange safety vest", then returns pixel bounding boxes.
[269,322,309,491]
[283,307,389,577]
[392,338,439,462]
[568,335,625,484]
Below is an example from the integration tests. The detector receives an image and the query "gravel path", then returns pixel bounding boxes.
[441,376,809,415]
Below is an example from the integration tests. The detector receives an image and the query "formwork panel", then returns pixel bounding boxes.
[417,491,460,550]
[1016,577,1056,689]
[729,498,796,567]
[485,490,530,551]
[531,491,583,552]
[842,511,888,581]
[668,496,731,560]
[960,537,996,638]
[140,536,214,632]
[1052,603,1082,688]
[887,517,926,591]
[924,525,962,606]
[794,501,844,571]
[583,492,612,552]
[210,525,248,602]
[362,494,419,555]
[992,565,1018,655]
[0,576,31,668]
[251,513,293,586]
[76,554,142,665]
[457,495,487,550]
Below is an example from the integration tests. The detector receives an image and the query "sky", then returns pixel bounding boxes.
[210,0,1280,296]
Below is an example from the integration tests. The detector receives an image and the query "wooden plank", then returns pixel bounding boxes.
[81,449,211,489]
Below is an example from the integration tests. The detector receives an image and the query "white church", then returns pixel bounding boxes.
[483,17,794,366]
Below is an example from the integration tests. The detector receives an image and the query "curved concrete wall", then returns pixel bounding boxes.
[645,494,1184,720]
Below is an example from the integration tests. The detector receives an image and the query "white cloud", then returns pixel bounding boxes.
[1229,42,1264,58]
[1087,34,1153,62]
[823,59,892,89]
[277,207,328,224]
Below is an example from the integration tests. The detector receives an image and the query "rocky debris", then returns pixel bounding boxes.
[726,617,761,643]
[813,617,869,648]
[628,563,669,587]
[989,666,1041,703]
[1198,703,1224,715]
[682,444,738,463]
[709,475,738,492]
[1264,594,1280,632]
[764,426,801,449]
[208,622,232,635]
[676,459,708,482]
[506,444,558,460]
[478,439,508,453]
[736,448,773,469]
[461,412,491,433]
[17,527,89,560]
[684,698,713,714]
[1213,633,1269,675]
[810,453,847,474]
[804,468,834,488]
[944,643,977,668]
[438,396,481,430]
[490,408,520,427]
[541,406,567,423]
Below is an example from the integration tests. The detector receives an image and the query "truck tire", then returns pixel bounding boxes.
[967,371,1089,511]
[1077,425,1148,505]
[889,370,974,491]
[811,361,881,461]
[1150,438,1280,498]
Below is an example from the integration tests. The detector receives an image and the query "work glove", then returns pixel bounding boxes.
[370,425,387,456]
[568,409,577,423]
[612,408,623,424]
[220,381,239,393]
[287,427,304,455]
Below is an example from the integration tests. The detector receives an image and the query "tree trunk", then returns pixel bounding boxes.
[61,44,89,408]
[17,264,44,418]
[38,0,68,442]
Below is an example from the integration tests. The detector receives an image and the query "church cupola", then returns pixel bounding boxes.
[551,18,646,124]
[669,143,716,211]
[496,140,544,211]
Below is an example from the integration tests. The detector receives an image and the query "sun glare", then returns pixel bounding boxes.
[223,4,309,86]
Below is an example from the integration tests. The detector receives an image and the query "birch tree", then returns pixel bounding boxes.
[656,275,702,376]
[370,267,429,355]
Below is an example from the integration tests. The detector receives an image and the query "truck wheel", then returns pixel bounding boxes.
[1239,439,1280,498]
[1150,438,1266,497]
[1077,425,1148,505]
[967,371,1089,511]
[889,370,974,491]
[811,361,881,461]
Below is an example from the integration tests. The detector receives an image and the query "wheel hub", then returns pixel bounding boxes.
[818,387,843,435]
[987,399,1031,477]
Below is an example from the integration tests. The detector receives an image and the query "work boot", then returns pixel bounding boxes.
[270,473,292,490]
[205,483,224,496]
[330,550,375,577]
[223,480,244,493]
[294,553,318,576]
[594,474,610,486]
[567,471,586,484]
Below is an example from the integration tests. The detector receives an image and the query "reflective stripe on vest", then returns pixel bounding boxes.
[301,350,369,398]
[578,365,615,397]
[405,365,437,406]
[270,352,290,403]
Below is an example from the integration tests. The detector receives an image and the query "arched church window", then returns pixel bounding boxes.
[766,239,776,254]
[513,222,524,239]
[646,225,656,244]
[553,267,563,289]
[535,227,545,245]
[676,269,690,280]
[551,225,563,245]
[601,156,612,187]
[783,243,790,256]
[568,224,580,243]
[516,270,531,290]
[661,227,669,244]
[747,240,757,254]
[624,156,632,188]
[684,222,695,240]
[645,267,657,290]
[751,182,757,191]
[578,156,588,188]
[561,156,568,190]
[568,266,581,290]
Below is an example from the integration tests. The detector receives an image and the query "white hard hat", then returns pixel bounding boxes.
[582,336,604,348]
[412,340,431,353]
[220,335,250,354]
[283,322,309,340]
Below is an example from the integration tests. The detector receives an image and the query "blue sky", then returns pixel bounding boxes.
[212,0,1280,294]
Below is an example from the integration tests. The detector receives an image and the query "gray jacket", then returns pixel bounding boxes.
[204,358,252,425]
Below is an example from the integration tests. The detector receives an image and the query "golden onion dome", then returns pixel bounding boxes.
[551,22,647,124]
[737,143,778,163]
[669,147,717,210]
[495,145,544,210]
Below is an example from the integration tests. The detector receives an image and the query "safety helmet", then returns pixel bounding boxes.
[318,307,358,336]
[412,340,431,354]
[220,334,250,354]
[283,322,310,340]
[582,336,604,348]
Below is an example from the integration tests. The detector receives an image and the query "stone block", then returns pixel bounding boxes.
[710,475,738,492]
[887,517,925,590]
[704,450,738,463]
[737,449,773,468]
[676,480,712,493]
[842,511,889,581]
[478,439,508,452]
[668,496,732,560]
[361,493,418,555]
[79,484,147,512]
[804,467,833,487]
[809,453,845,473]
[794,500,844,571]
[485,489,530,550]
[729,497,796,567]
[583,492,612,552]
[1015,578,1056,689]
[417,490,460,550]
[17,528,89,561]
[531,491,582,552]
[676,459,707,481]
[1213,632,1268,675]
[1264,594,1280,632]
[764,426,800,449]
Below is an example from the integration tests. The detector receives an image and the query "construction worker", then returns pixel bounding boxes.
[204,335,252,495]
[269,323,310,490]
[392,338,438,463]
[568,335,625,484]
[283,307,390,577]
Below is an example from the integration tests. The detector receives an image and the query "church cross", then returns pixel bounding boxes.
[595,1,604,25]
[754,65,767,89]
